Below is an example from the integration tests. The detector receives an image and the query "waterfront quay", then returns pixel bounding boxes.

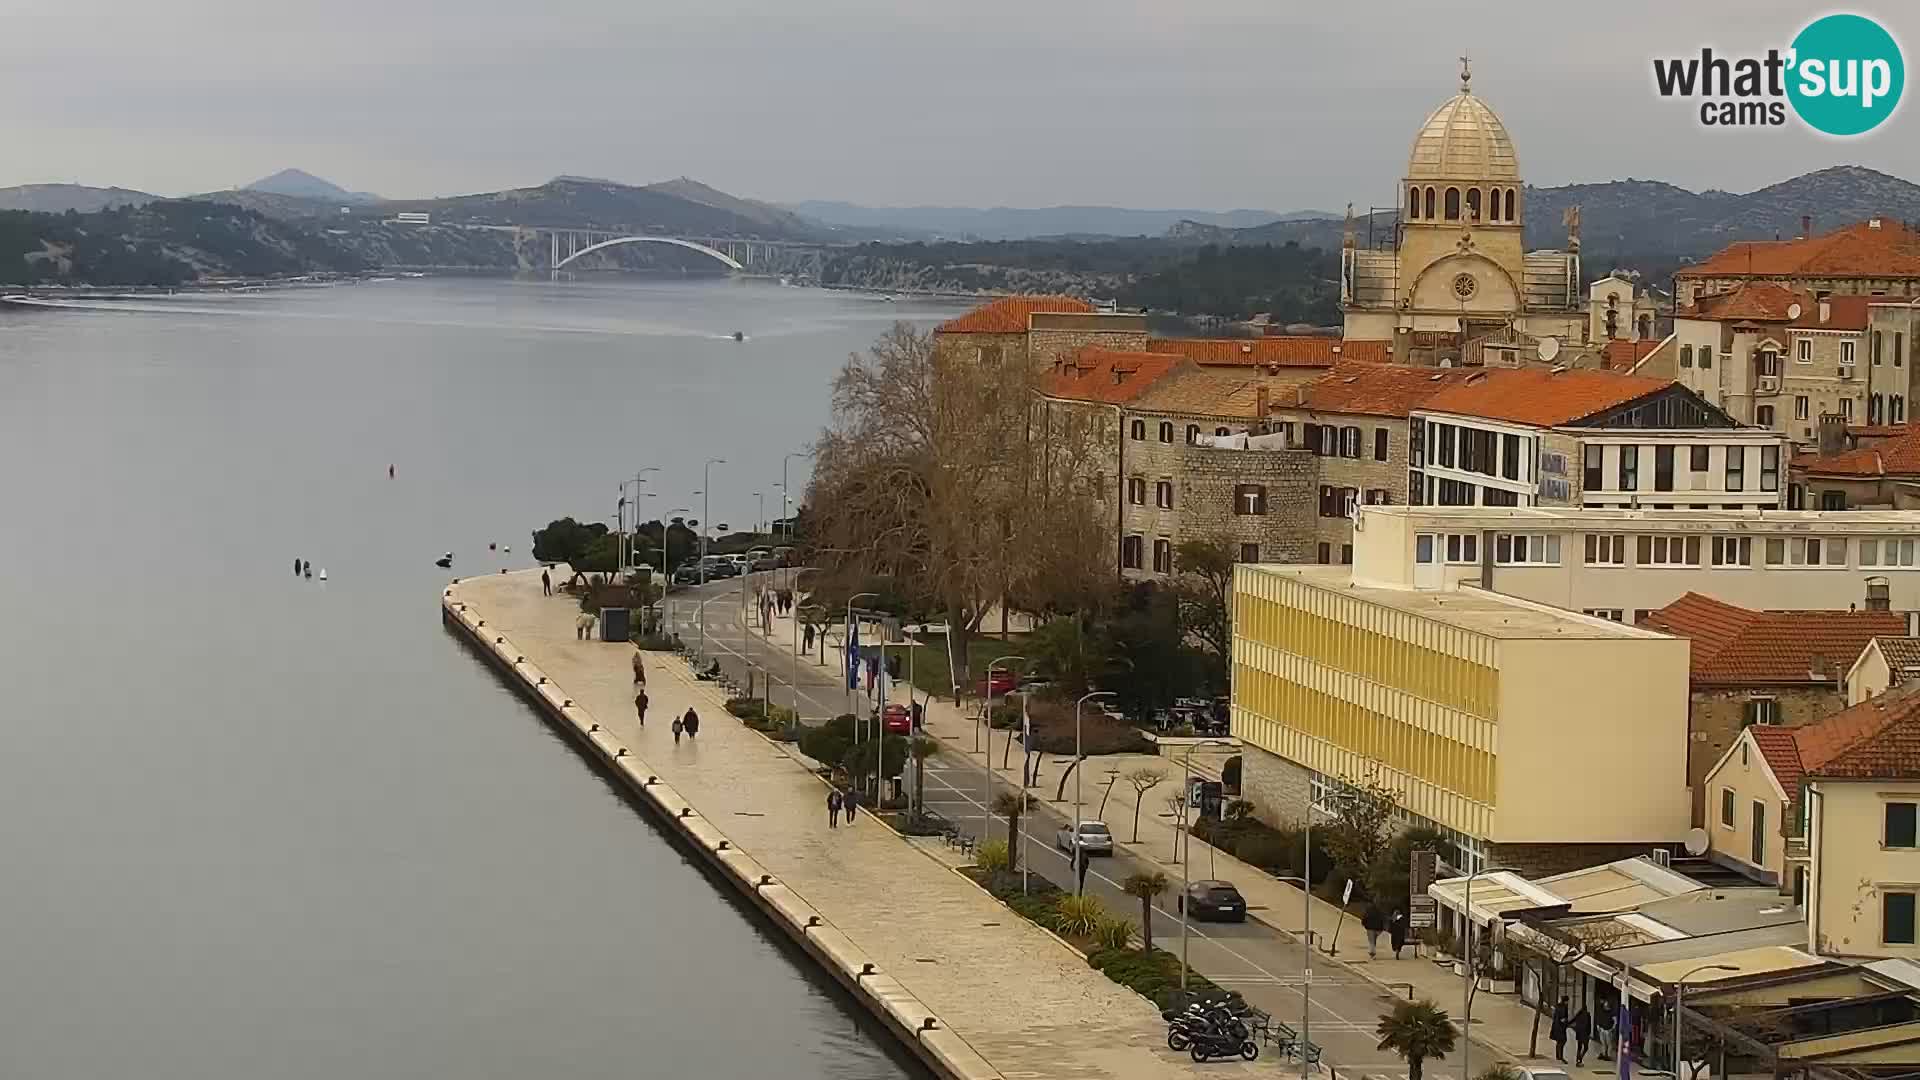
[443,567,1249,1079]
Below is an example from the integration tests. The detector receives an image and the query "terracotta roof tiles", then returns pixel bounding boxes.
[937,295,1094,334]
[1040,347,1184,405]
[1279,363,1474,419]
[1416,366,1674,427]
[1680,283,1872,330]
[1797,425,1920,478]
[1131,366,1275,419]
[1750,726,1806,800]
[1640,592,1906,685]
[1791,685,1920,782]
[1876,637,1920,673]
[1601,339,1661,372]
[1147,337,1391,367]
[1680,218,1920,281]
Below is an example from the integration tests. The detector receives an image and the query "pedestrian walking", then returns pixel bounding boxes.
[1362,904,1387,959]
[803,624,815,652]
[672,715,684,744]
[634,689,648,726]
[294,556,301,576]
[1572,1003,1592,1067]
[842,787,857,822]
[576,611,595,640]
[682,708,699,739]
[1389,909,1408,959]
[1596,1005,1617,1061]
[542,568,552,596]
[827,788,842,828]
[1551,998,1570,1064]
[632,649,647,685]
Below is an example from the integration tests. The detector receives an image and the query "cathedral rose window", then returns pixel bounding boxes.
[1452,272,1478,300]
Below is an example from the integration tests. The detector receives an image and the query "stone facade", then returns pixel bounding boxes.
[1027,312,1150,373]
[1263,408,1413,563]
[1237,744,1312,827]
[1170,444,1317,566]
[1686,685,1846,825]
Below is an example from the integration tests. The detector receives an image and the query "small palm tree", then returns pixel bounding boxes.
[992,791,1031,872]
[907,736,938,818]
[1376,998,1456,1080]
[1121,871,1169,952]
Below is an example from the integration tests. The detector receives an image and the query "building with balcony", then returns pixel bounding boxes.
[1231,562,1690,874]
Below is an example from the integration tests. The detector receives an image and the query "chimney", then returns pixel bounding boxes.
[1801,214,1813,240]
[1255,385,1270,419]
[1818,413,1849,455]
[1870,217,1884,231]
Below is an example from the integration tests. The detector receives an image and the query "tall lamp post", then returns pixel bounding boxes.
[1295,789,1357,1075]
[697,458,725,657]
[1176,737,1236,989]
[1071,691,1115,895]
[982,655,1025,844]
[666,507,691,634]
[623,467,660,575]
[1460,863,1521,1080]
[781,450,812,590]
[1672,963,1738,1078]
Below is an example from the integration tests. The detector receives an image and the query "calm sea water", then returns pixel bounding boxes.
[0,277,961,1079]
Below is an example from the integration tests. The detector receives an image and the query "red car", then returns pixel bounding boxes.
[882,703,912,734]
[978,669,1018,697]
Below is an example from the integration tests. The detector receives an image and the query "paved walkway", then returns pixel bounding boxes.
[742,598,1558,1067]
[450,568,1265,1079]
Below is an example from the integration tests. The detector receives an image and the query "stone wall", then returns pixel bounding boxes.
[1173,445,1317,566]
[1237,743,1312,827]
[1027,325,1149,374]
[1268,411,1415,562]
[1689,684,1846,824]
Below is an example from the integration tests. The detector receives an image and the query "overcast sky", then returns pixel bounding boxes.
[4,0,1916,211]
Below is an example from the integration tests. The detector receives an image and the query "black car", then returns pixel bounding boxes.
[1177,880,1247,922]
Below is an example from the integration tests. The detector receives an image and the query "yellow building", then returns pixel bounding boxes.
[1342,61,1586,355]
[1231,563,1691,874]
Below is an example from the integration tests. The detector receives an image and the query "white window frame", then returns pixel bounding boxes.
[1862,537,1920,568]
[1711,535,1753,567]
[1798,339,1813,364]
[1637,533,1702,567]
[1583,532,1627,566]
[1443,532,1480,565]
[1494,533,1562,566]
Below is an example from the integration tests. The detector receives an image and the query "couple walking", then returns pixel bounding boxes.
[1551,998,1596,1066]
[825,786,859,827]
[671,708,700,743]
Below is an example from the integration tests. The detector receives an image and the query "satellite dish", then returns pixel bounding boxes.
[1683,827,1709,856]
[1537,337,1562,362]
[1787,302,1803,319]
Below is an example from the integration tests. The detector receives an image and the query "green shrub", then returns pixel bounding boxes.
[1087,946,1224,1008]
[1055,894,1106,937]
[1006,889,1065,930]
[798,727,852,768]
[632,631,679,651]
[1221,755,1242,793]
[976,839,1010,873]
[1094,916,1134,951]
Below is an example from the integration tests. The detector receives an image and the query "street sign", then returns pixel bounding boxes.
[1410,847,1437,897]
[1409,895,1438,930]
[1341,878,1354,904]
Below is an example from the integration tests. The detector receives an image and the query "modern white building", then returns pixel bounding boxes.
[1349,505,1920,619]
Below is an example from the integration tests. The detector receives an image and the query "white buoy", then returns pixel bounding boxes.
[318,568,328,581]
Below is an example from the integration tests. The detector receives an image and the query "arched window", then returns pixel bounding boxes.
[1129,419,1145,440]
[1465,188,1481,222]
[1637,314,1652,340]
[1185,424,1200,444]
[1425,187,1436,219]
[1157,421,1173,443]
[1504,188,1516,221]
[1444,188,1461,220]
[1408,186,1420,220]
[1895,395,1907,423]
[1871,393,1884,424]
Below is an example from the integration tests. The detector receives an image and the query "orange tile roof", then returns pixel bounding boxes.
[1680,283,1873,330]
[1147,336,1391,368]
[1790,685,1920,783]
[1849,423,1912,439]
[1416,367,1674,427]
[1797,424,1920,478]
[1279,363,1474,418]
[937,295,1094,334]
[1750,726,1806,799]
[1131,366,1286,419]
[1640,592,1905,685]
[1680,218,1920,281]
[1601,339,1661,372]
[1040,347,1184,405]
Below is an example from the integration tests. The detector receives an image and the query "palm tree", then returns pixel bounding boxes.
[907,736,938,819]
[1376,999,1456,1080]
[992,791,1030,872]
[1121,871,1168,952]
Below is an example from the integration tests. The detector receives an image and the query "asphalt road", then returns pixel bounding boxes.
[665,574,1514,1079]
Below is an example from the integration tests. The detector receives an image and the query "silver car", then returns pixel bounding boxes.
[1055,821,1113,855]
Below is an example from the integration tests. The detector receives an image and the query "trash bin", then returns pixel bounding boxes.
[599,607,630,642]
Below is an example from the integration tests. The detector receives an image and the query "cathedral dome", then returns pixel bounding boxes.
[1406,71,1519,183]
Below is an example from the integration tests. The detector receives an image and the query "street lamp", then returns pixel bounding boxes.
[665,507,691,634]
[781,450,813,589]
[1460,863,1522,1080]
[623,467,660,574]
[1071,691,1115,895]
[1176,737,1236,989]
[1296,789,1359,1078]
[698,458,725,657]
[1672,963,1738,1078]
[982,655,1025,845]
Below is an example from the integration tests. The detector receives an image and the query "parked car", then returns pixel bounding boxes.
[672,565,702,586]
[978,668,1018,697]
[1177,880,1247,922]
[881,702,912,734]
[750,556,778,572]
[1055,821,1113,855]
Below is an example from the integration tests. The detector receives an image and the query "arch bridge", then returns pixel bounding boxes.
[551,232,744,272]
[541,229,832,274]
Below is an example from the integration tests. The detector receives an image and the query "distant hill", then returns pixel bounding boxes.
[245,168,380,205]
[1181,166,1920,276]
[0,183,158,213]
[383,176,834,239]
[786,201,1323,240]
[0,200,369,285]
[189,188,356,221]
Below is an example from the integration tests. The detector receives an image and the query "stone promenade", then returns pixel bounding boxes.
[447,568,1261,1080]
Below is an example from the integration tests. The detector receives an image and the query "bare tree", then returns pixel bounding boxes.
[1127,768,1167,842]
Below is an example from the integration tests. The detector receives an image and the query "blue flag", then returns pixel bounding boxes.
[1617,998,1632,1080]
[846,617,860,690]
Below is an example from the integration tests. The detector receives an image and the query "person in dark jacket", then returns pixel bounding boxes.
[681,708,699,739]
[1362,905,1388,959]
[1551,998,1571,1063]
[827,788,842,828]
[1572,1004,1593,1066]
[842,787,858,822]
[1388,910,1409,958]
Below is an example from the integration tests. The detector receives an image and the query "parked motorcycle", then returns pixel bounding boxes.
[1163,1002,1248,1053]
[1186,1025,1258,1063]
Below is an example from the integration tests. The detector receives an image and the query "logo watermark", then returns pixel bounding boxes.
[1652,12,1903,135]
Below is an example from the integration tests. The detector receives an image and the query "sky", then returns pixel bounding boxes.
[4,0,1918,212]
